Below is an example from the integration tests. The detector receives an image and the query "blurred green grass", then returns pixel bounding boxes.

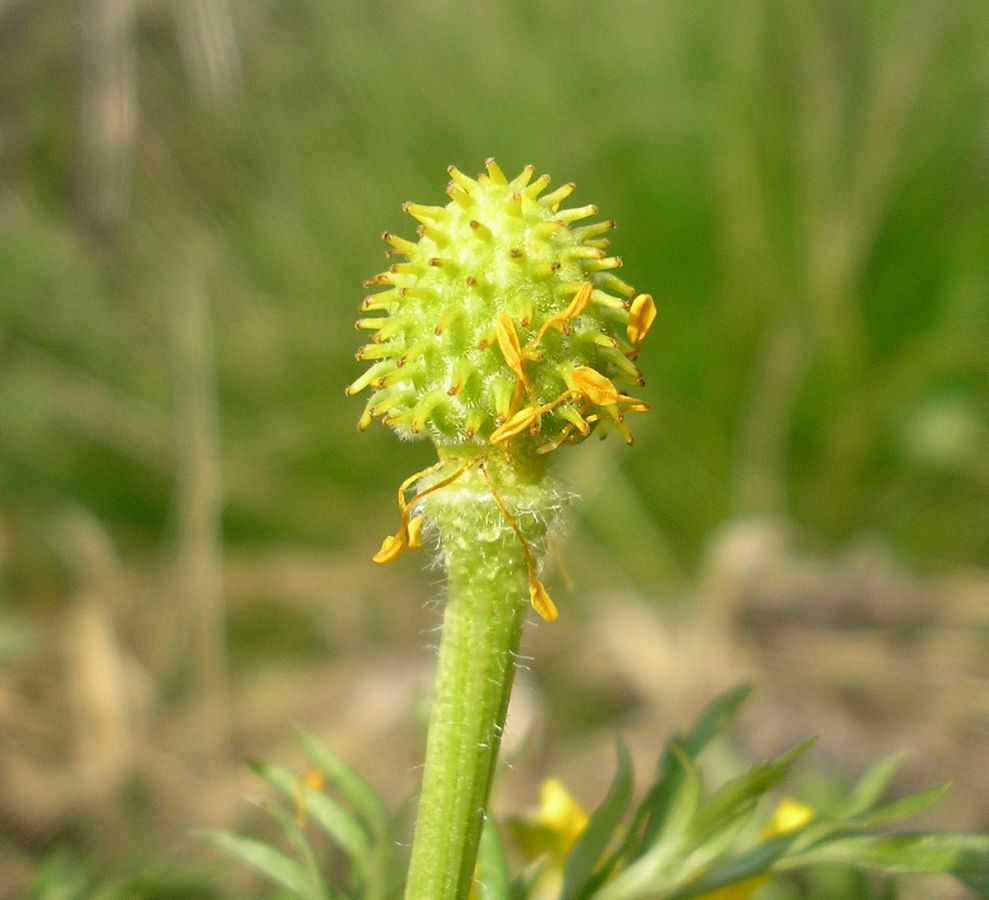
[1,0,988,895]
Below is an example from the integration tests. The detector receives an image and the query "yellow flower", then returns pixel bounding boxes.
[532,778,590,854]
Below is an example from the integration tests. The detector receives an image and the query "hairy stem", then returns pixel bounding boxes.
[405,459,551,899]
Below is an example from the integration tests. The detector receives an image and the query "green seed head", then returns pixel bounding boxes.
[348,159,655,455]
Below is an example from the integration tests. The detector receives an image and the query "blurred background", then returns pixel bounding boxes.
[1,0,988,896]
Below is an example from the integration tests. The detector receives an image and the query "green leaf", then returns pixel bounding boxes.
[613,740,815,896]
[662,833,797,899]
[297,729,391,842]
[591,747,705,900]
[781,833,989,877]
[249,761,371,866]
[849,784,951,828]
[199,830,320,898]
[653,743,703,851]
[561,741,634,900]
[835,753,904,819]
[475,815,510,900]
[689,740,814,847]
[257,799,334,900]
[636,686,751,853]
[683,684,752,756]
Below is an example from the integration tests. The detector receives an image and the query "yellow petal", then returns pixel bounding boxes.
[761,797,813,837]
[529,578,558,621]
[534,778,588,849]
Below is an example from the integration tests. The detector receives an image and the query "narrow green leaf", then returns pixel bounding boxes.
[591,749,706,900]
[689,740,814,845]
[836,753,904,819]
[781,832,989,877]
[661,832,797,899]
[248,759,299,802]
[301,788,373,864]
[257,799,334,900]
[250,761,371,866]
[199,829,318,898]
[297,729,391,841]
[561,742,634,900]
[475,815,510,900]
[636,686,751,853]
[632,740,698,859]
[683,684,752,756]
[849,784,951,828]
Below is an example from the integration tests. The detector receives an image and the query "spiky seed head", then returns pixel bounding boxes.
[349,160,654,453]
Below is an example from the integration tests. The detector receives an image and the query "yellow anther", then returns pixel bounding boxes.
[529,578,558,622]
[373,459,462,564]
[480,463,561,621]
[495,312,538,408]
[490,406,540,445]
[495,313,525,376]
[407,514,425,549]
[627,293,657,349]
[569,366,620,406]
[527,282,594,351]
[373,530,406,564]
[561,281,592,320]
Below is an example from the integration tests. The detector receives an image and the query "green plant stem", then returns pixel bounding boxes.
[405,459,548,899]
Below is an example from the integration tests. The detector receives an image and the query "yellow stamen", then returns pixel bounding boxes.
[495,312,540,411]
[490,406,540,445]
[569,366,620,406]
[480,463,558,622]
[495,312,526,379]
[627,292,657,350]
[527,282,593,351]
[373,531,406,564]
[529,578,558,622]
[373,459,469,564]
[407,514,424,549]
